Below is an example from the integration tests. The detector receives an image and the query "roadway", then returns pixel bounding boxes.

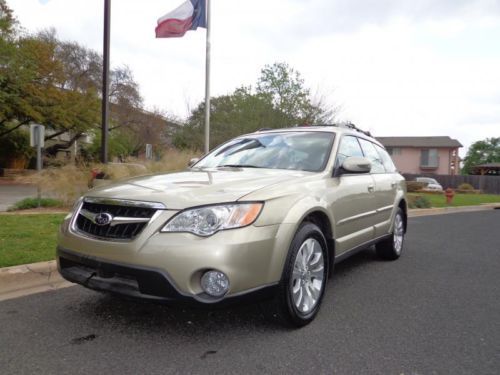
[0,210,499,374]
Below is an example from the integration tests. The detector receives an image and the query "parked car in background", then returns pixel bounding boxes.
[415,177,443,191]
[57,124,408,327]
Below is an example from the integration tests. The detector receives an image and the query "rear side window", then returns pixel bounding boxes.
[375,145,397,173]
[358,138,385,173]
[336,136,364,166]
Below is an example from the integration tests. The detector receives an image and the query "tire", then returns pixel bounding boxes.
[376,208,405,260]
[273,222,329,327]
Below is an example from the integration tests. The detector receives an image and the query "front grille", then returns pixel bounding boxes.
[75,201,157,240]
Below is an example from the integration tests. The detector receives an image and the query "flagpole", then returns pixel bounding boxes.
[204,0,211,154]
[101,0,111,163]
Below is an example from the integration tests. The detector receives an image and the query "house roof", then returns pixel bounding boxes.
[376,136,463,148]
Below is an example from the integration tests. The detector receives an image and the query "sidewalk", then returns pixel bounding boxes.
[1,203,498,302]
[408,203,500,217]
[0,260,72,301]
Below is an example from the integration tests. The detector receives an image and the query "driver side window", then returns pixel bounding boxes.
[336,136,364,167]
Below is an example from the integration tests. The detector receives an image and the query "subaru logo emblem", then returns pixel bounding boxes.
[94,212,113,226]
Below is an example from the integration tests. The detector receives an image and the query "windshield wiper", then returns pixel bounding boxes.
[218,164,261,168]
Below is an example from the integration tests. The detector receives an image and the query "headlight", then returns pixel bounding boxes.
[161,202,263,236]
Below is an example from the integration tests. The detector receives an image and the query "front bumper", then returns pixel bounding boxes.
[57,247,279,306]
[57,209,297,304]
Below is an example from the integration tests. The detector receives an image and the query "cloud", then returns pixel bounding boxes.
[8,0,500,155]
[283,0,500,36]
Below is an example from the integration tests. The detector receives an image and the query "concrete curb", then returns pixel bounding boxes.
[0,203,498,302]
[0,260,73,302]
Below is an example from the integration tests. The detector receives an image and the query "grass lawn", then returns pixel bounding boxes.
[408,193,500,208]
[0,214,66,268]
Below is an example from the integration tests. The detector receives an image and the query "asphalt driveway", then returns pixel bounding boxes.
[0,210,499,374]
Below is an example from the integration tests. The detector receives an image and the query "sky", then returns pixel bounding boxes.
[8,0,500,156]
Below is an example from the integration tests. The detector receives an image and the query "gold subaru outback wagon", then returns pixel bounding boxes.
[57,125,407,327]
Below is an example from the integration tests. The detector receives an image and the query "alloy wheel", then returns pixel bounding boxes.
[290,238,325,314]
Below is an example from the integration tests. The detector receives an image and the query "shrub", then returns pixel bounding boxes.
[17,164,91,205]
[457,183,474,190]
[8,197,64,211]
[143,149,199,173]
[16,149,199,205]
[98,162,149,180]
[406,181,427,192]
[0,129,33,168]
[408,195,432,209]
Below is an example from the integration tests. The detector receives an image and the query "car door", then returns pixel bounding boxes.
[327,135,377,255]
[374,144,403,235]
[358,138,398,237]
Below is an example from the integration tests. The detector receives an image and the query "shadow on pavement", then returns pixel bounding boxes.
[70,248,378,333]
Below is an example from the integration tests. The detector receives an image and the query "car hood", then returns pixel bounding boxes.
[86,168,313,210]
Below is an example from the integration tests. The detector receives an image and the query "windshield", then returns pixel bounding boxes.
[194,131,335,172]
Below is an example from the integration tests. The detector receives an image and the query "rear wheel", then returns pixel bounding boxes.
[274,222,328,327]
[376,208,405,260]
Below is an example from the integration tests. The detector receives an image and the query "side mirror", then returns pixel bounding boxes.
[341,156,372,174]
[188,158,200,167]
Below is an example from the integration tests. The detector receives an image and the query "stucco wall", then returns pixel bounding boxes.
[391,147,456,175]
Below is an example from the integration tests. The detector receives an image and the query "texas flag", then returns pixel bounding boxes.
[155,0,207,38]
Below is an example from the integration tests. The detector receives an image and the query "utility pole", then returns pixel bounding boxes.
[101,0,111,163]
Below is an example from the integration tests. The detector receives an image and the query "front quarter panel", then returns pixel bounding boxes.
[249,181,335,281]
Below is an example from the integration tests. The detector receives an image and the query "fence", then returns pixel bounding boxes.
[403,173,500,195]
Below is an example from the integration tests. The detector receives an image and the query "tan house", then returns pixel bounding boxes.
[376,136,462,175]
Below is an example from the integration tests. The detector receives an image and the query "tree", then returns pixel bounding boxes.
[174,86,287,150]
[87,108,176,161]
[0,9,149,160]
[462,137,500,174]
[175,62,338,150]
[0,128,32,167]
[0,31,101,148]
[256,62,336,126]
[0,0,16,37]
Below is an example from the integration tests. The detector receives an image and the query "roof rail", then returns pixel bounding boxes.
[336,122,372,137]
[298,123,372,137]
[257,124,372,137]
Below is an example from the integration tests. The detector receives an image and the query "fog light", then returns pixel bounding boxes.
[200,270,229,297]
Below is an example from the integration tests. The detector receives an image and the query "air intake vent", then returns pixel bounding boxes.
[74,199,160,240]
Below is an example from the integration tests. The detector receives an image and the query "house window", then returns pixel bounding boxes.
[421,148,439,168]
[386,147,401,156]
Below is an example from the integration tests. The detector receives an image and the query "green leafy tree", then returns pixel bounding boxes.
[175,63,337,150]
[0,5,148,161]
[88,129,140,161]
[0,0,16,37]
[257,62,336,126]
[0,30,101,150]
[174,86,287,150]
[0,128,32,167]
[462,137,500,174]
[87,107,175,160]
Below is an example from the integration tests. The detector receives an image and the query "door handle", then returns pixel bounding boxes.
[391,182,397,188]
[368,184,375,193]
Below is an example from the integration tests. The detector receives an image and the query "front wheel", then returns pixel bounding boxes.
[376,208,405,260]
[274,222,328,327]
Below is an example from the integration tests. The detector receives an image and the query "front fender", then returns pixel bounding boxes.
[254,194,334,282]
